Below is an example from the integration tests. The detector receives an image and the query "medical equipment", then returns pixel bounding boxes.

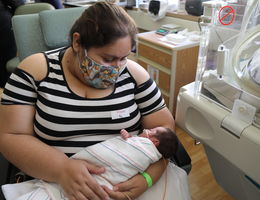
[148,0,168,21]
[116,0,136,7]
[176,0,260,199]
[185,0,210,16]
[155,24,182,35]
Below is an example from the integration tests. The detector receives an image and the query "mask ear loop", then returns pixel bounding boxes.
[84,49,88,57]
[78,49,90,75]
[118,61,127,75]
[77,52,85,72]
[83,49,95,71]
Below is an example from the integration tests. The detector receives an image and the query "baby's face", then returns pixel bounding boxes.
[139,127,167,138]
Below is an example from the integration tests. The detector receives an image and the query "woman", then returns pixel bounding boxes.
[0,2,176,200]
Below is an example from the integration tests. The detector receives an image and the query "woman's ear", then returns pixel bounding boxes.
[72,32,81,53]
[150,137,160,147]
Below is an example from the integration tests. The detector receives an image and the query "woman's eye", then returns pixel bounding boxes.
[103,57,127,63]
[103,58,114,62]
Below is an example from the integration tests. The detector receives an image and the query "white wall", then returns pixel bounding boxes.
[127,9,200,31]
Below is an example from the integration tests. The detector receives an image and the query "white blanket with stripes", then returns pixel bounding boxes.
[1,136,191,200]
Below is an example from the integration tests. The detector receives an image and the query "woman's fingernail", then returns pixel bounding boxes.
[113,186,119,191]
[99,167,105,172]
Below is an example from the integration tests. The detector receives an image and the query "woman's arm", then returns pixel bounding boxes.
[127,59,175,131]
[0,105,108,200]
[0,54,109,200]
[104,109,174,199]
[104,60,175,199]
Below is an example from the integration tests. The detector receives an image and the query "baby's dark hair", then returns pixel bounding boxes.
[154,128,178,159]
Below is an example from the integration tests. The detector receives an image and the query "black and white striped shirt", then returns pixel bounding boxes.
[1,48,165,156]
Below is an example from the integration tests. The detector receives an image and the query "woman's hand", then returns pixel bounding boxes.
[103,174,147,200]
[58,159,109,200]
[104,158,168,200]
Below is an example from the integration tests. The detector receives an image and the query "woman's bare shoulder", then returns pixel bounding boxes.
[18,53,48,81]
[127,59,150,85]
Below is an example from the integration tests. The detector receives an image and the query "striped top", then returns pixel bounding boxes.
[1,47,165,156]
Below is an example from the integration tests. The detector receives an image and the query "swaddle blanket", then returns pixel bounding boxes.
[72,136,162,186]
[1,136,191,200]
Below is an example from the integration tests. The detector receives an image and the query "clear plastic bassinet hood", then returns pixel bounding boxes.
[175,1,260,198]
[195,0,260,127]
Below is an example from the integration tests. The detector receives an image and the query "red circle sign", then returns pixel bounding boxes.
[218,6,235,26]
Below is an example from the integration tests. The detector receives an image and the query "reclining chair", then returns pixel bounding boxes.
[5,3,56,73]
[6,6,86,72]
[14,2,55,15]
[1,5,85,188]
[2,5,191,186]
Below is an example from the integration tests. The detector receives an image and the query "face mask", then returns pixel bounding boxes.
[79,50,126,89]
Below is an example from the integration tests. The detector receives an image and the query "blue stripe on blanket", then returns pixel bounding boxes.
[83,148,130,178]
[115,137,155,162]
[100,142,144,172]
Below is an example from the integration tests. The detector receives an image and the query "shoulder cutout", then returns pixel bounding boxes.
[127,59,150,86]
[18,53,48,81]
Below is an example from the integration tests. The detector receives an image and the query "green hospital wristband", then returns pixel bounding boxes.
[140,172,153,188]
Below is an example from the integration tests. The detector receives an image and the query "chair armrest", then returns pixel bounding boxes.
[170,138,192,174]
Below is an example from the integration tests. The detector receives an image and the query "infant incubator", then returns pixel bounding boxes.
[176,0,260,199]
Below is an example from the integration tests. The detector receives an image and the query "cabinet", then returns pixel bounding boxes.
[136,31,199,115]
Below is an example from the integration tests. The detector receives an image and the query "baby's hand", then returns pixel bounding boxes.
[120,129,130,140]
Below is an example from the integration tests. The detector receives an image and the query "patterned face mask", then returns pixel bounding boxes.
[79,50,126,89]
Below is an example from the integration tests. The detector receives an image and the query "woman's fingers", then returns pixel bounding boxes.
[79,185,99,200]
[84,161,105,175]
[103,186,129,200]
[67,191,90,200]
[59,159,109,200]
[113,177,134,192]
[68,195,77,200]
[75,191,90,200]
[67,181,109,200]
[81,177,109,200]
[65,190,87,200]
[109,175,147,200]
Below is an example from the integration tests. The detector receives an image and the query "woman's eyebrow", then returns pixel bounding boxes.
[102,53,130,58]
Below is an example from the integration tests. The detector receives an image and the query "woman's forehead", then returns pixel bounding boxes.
[89,36,132,56]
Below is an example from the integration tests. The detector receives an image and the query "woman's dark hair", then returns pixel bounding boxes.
[155,128,178,159]
[69,1,138,49]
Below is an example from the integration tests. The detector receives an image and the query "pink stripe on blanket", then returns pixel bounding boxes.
[101,142,145,171]
[116,137,159,162]
[85,148,132,178]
